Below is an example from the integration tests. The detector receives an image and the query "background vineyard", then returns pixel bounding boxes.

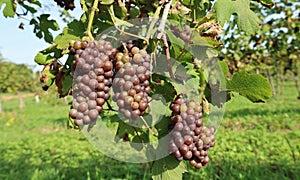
[0,0,299,179]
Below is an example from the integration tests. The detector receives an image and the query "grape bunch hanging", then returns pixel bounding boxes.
[69,40,116,126]
[112,41,151,120]
[68,40,151,124]
[168,95,216,169]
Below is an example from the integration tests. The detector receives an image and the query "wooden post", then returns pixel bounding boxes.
[294,72,300,100]
[0,99,2,113]
[17,91,25,110]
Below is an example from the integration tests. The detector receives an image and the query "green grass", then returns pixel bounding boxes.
[0,82,299,180]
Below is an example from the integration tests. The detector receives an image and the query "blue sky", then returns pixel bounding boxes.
[0,1,82,71]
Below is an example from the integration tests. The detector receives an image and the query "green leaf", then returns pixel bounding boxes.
[192,0,210,21]
[166,29,185,48]
[214,0,260,34]
[218,61,229,77]
[20,3,37,14]
[0,0,15,17]
[130,135,143,151]
[226,71,272,102]
[30,14,60,43]
[61,74,73,96]
[34,45,62,65]
[34,52,54,65]
[54,20,85,49]
[149,97,168,125]
[152,155,187,180]
[115,121,135,142]
[101,0,114,5]
[108,5,133,27]
[190,31,223,47]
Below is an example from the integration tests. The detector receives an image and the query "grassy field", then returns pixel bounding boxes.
[0,83,299,180]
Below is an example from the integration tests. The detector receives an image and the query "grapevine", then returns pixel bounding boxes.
[1,0,275,179]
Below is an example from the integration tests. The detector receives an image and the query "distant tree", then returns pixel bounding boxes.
[0,55,34,110]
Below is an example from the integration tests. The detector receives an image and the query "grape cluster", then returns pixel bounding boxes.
[112,42,151,120]
[171,25,192,43]
[53,0,75,10]
[168,95,216,169]
[69,40,116,126]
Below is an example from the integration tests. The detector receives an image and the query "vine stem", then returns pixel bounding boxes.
[156,0,174,79]
[86,0,99,40]
[145,3,163,40]
[140,116,158,137]
[162,36,174,79]
[156,0,172,39]
[107,6,149,45]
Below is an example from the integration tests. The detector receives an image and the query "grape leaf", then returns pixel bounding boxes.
[166,29,185,48]
[115,121,135,142]
[226,71,272,102]
[0,0,15,17]
[30,14,60,43]
[34,45,62,65]
[152,155,187,180]
[20,3,37,14]
[218,61,229,77]
[192,0,210,21]
[34,52,54,65]
[190,31,223,47]
[54,20,85,49]
[171,76,200,95]
[214,0,260,34]
[108,5,133,27]
[61,74,73,96]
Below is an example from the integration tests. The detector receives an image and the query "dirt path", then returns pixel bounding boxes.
[0,93,35,101]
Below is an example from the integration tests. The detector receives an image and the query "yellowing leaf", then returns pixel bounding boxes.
[0,0,16,17]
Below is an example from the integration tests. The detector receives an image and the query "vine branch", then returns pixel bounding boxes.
[86,0,99,40]
[156,0,174,79]
[156,0,172,39]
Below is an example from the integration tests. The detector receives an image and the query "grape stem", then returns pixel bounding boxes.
[155,0,174,79]
[156,0,172,39]
[162,36,175,79]
[145,3,163,40]
[86,0,99,40]
[105,100,117,112]
[140,116,158,137]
